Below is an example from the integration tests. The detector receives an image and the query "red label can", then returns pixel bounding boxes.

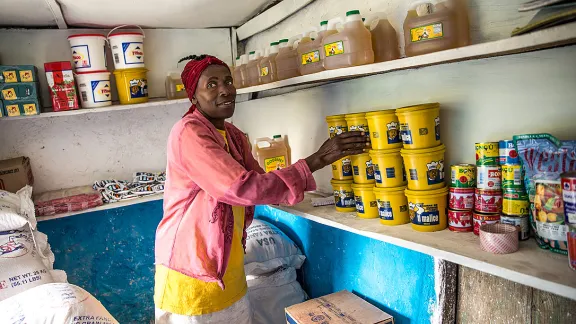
[475,188,502,214]
[561,171,576,225]
[448,209,473,232]
[568,225,576,271]
[449,187,475,210]
[473,212,500,235]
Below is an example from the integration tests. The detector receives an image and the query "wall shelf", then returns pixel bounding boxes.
[237,22,576,96]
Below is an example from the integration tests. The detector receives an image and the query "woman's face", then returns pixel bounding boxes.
[194,64,236,120]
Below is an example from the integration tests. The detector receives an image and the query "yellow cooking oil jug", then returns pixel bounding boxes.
[323,10,374,70]
[276,36,302,80]
[254,136,290,173]
[245,51,262,87]
[364,12,400,63]
[260,42,280,84]
[297,24,326,75]
[404,2,459,57]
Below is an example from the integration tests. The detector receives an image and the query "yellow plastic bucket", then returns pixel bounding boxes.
[113,68,149,105]
[405,186,448,232]
[373,186,409,225]
[326,114,348,138]
[332,157,353,180]
[351,153,375,184]
[331,179,356,212]
[370,148,406,188]
[365,110,402,150]
[351,183,378,219]
[395,103,440,149]
[345,112,371,148]
[401,144,446,191]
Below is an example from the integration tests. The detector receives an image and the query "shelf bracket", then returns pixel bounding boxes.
[44,0,68,29]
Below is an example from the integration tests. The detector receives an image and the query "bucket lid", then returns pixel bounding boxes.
[325,114,346,122]
[331,179,353,185]
[400,144,445,155]
[320,20,328,26]
[396,103,440,114]
[346,10,361,16]
[365,109,396,117]
[67,33,106,39]
[373,186,406,193]
[351,152,370,158]
[109,32,144,37]
[344,112,366,119]
[405,186,448,197]
[369,148,401,156]
[351,183,375,189]
[76,70,110,75]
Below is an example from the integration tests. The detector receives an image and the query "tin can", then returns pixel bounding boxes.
[502,189,530,215]
[448,209,473,232]
[475,188,502,214]
[568,225,576,271]
[561,171,576,224]
[499,140,519,165]
[500,214,530,241]
[451,164,476,188]
[449,187,475,210]
[473,212,500,235]
[477,165,502,190]
[501,164,523,189]
[475,142,499,166]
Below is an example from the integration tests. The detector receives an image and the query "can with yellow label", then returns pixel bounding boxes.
[501,164,523,189]
[475,142,499,166]
[502,189,530,216]
[450,164,476,188]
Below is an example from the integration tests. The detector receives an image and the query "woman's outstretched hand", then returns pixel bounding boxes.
[305,131,369,173]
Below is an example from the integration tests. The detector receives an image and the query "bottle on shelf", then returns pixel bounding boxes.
[297,24,327,75]
[235,54,249,88]
[275,36,302,81]
[322,10,374,70]
[245,50,262,87]
[233,56,244,89]
[165,71,187,99]
[254,136,290,172]
[364,12,400,63]
[260,43,280,84]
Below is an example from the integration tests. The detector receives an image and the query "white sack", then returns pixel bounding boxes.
[0,283,118,324]
[0,186,36,231]
[244,219,306,276]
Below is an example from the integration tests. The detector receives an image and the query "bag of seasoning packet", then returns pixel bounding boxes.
[514,133,576,254]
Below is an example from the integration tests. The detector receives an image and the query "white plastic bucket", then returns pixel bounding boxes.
[75,70,112,108]
[107,25,145,69]
[67,34,107,72]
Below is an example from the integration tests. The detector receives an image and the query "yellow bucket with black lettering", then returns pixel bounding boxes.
[331,179,356,212]
[365,110,402,150]
[370,148,406,188]
[351,153,375,184]
[373,186,409,225]
[113,68,149,105]
[326,114,348,138]
[395,103,440,149]
[401,144,446,191]
[351,183,378,219]
[405,186,448,232]
[345,112,371,148]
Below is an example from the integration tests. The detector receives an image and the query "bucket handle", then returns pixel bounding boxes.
[107,25,146,40]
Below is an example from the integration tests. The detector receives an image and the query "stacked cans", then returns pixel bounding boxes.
[499,140,530,241]
[448,164,475,232]
[473,142,502,235]
[561,172,576,271]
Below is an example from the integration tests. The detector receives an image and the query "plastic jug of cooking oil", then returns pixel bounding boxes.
[447,0,470,47]
[260,42,279,84]
[276,36,302,81]
[297,26,326,75]
[364,13,400,63]
[403,1,460,57]
[165,71,187,99]
[233,56,244,88]
[234,54,249,88]
[254,136,290,172]
[245,50,262,87]
[323,10,374,70]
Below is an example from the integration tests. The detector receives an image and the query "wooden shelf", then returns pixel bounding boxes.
[237,22,576,95]
[270,193,576,301]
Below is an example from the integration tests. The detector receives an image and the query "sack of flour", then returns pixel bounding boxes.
[244,219,306,276]
[0,283,118,324]
[0,186,36,231]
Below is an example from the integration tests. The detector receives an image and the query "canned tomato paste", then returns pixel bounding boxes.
[499,140,519,165]
[477,165,502,190]
[475,142,499,166]
[500,214,529,241]
[475,188,502,214]
[473,212,500,235]
[561,171,576,224]
[448,209,473,232]
[451,164,476,188]
[568,225,576,271]
[502,189,530,216]
[501,164,523,189]
[449,187,474,210]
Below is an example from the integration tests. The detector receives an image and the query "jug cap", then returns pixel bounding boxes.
[273,135,281,139]
[346,10,360,16]
[320,20,328,26]
[279,39,289,43]
[249,51,255,54]
[270,41,279,46]
[236,56,240,59]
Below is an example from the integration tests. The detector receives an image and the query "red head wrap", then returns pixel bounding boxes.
[180,55,229,116]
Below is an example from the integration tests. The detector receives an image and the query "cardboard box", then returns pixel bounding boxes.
[0,100,4,118]
[0,65,39,83]
[3,98,42,117]
[285,291,394,324]
[0,157,34,193]
[0,82,40,100]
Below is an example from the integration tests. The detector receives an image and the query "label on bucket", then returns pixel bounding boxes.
[129,78,148,99]
[386,121,401,144]
[426,160,445,185]
[71,45,91,68]
[374,165,382,183]
[377,200,394,220]
[90,80,112,103]
[342,158,352,177]
[409,169,418,181]
[400,123,412,144]
[385,167,396,179]
[434,116,440,141]
[355,196,366,213]
[334,190,355,208]
[121,42,144,65]
[366,160,375,180]
[409,202,440,225]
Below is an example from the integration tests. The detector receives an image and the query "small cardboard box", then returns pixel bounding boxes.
[0,157,34,193]
[3,98,42,117]
[285,291,394,324]
[0,65,39,83]
[0,82,40,100]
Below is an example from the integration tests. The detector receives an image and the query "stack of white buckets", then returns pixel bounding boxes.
[67,25,148,108]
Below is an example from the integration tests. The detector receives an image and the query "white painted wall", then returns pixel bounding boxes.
[232,46,576,193]
[0,28,232,109]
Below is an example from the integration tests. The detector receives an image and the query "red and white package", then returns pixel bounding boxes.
[44,61,79,112]
[34,186,102,216]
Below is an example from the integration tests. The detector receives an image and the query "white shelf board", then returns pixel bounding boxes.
[270,193,576,301]
[237,22,576,95]
[0,98,189,121]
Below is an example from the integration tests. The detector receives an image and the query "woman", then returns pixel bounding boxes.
[154,55,367,323]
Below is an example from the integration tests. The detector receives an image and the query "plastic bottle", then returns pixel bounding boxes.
[364,12,400,63]
[297,24,327,75]
[403,1,460,57]
[260,42,279,84]
[254,136,290,172]
[235,54,249,88]
[233,56,244,89]
[165,71,187,99]
[447,0,471,47]
[275,36,302,81]
[322,10,374,70]
[245,51,262,87]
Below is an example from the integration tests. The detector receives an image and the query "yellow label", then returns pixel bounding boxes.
[264,155,287,173]
[260,66,269,77]
[410,22,443,42]
[19,70,34,82]
[6,104,20,116]
[23,103,37,116]
[301,50,320,65]
[3,71,18,83]
[324,41,344,57]
[175,84,185,92]
[2,88,17,100]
